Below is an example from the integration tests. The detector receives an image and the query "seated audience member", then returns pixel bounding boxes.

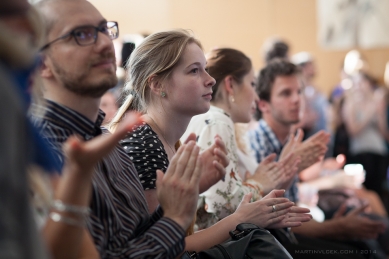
[291,52,332,143]
[181,48,311,228]
[110,32,312,252]
[35,1,205,258]
[0,0,49,258]
[249,59,387,258]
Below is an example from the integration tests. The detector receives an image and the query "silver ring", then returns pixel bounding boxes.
[272,205,276,212]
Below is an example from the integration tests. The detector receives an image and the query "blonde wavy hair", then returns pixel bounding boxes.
[109,29,202,132]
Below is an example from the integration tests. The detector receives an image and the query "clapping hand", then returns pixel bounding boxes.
[184,133,229,193]
[156,141,203,230]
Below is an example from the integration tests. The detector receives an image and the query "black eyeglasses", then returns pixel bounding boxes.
[40,21,119,51]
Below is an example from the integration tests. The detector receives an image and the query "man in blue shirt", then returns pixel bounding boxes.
[249,59,386,258]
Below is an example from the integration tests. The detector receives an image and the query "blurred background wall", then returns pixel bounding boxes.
[91,0,389,96]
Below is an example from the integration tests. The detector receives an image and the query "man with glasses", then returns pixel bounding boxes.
[35,0,198,258]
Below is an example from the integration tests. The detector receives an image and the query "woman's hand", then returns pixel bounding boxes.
[184,133,229,193]
[157,141,203,230]
[267,206,312,229]
[233,190,294,228]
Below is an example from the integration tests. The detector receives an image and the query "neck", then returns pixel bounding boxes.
[43,82,101,122]
[145,105,192,149]
[211,99,233,121]
[262,114,292,145]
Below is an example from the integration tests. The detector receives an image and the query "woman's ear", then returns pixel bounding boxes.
[148,75,163,96]
[222,75,234,96]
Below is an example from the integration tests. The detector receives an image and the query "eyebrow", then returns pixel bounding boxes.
[66,19,107,34]
[185,61,206,69]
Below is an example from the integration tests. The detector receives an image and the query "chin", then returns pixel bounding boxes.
[289,118,300,125]
[192,105,211,116]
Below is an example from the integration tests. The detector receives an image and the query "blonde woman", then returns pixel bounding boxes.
[110,30,311,252]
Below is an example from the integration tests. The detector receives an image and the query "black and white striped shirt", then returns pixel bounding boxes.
[34,100,185,259]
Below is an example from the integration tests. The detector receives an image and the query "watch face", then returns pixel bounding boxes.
[317,0,389,49]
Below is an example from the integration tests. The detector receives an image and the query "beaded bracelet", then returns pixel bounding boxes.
[51,200,90,216]
[49,212,85,227]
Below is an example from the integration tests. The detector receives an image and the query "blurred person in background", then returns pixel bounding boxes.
[343,72,388,201]
[100,90,118,125]
[261,37,290,65]
[291,52,332,142]
[0,0,50,258]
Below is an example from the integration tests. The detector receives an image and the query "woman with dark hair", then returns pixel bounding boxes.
[182,48,303,229]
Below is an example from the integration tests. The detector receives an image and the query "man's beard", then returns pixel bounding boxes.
[51,55,118,98]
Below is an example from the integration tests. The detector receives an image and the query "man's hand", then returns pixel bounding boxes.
[280,129,304,161]
[156,141,203,230]
[184,133,229,193]
[62,112,142,177]
[294,130,330,171]
[334,204,386,239]
[247,153,300,195]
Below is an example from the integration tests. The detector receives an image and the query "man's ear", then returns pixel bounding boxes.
[148,75,163,96]
[258,99,270,114]
[40,54,53,78]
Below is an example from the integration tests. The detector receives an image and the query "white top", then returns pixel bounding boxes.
[182,106,262,229]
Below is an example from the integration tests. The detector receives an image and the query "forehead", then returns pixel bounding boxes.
[176,42,205,67]
[272,75,300,93]
[49,0,105,37]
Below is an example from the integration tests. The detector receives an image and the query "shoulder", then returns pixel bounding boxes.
[121,123,160,148]
[120,123,169,190]
[185,108,234,138]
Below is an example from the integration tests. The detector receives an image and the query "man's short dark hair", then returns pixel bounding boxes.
[253,59,299,120]
[256,59,300,102]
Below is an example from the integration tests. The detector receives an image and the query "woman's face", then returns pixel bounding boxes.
[230,69,258,123]
[164,43,216,117]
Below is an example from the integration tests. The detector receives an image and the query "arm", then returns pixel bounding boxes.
[375,89,388,139]
[292,205,385,240]
[94,142,202,259]
[43,114,142,259]
[196,121,262,220]
[186,190,310,252]
[144,189,159,214]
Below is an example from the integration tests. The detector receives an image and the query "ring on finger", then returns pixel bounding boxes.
[272,205,276,212]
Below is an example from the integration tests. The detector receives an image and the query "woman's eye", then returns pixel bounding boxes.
[190,68,199,74]
[251,82,256,87]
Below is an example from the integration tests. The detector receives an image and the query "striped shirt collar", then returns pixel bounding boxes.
[41,100,105,140]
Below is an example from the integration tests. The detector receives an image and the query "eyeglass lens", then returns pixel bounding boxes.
[74,22,118,46]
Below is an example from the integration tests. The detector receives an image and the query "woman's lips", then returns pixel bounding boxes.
[202,93,213,100]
